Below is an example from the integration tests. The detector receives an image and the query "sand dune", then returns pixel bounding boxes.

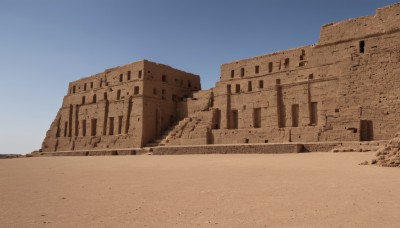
[0,152,399,227]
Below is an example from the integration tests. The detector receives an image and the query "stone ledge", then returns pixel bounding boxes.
[37,141,388,157]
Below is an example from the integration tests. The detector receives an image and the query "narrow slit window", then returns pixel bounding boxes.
[162,89,166,100]
[284,58,290,68]
[119,74,123,82]
[310,102,318,125]
[359,40,365,53]
[92,94,97,103]
[241,68,245,77]
[162,75,167,82]
[235,84,240,93]
[118,116,123,134]
[90,82,93,89]
[134,86,139,95]
[255,65,260,74]
[84,83,87,91]
[91,119,97,136]
[227,84,231,94]
[231,70,234,78]
[138,70,142,79]
[109,117,114,135]
[248,81,252,92]
[82,96,85,104]
[259,80,264,89]
[268,62,273,73]
[117,90,121,100]
[253,108,261,128]
[127,71,131,80]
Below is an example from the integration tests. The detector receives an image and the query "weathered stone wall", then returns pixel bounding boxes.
[42,60,200,152]
[42,3,400,152]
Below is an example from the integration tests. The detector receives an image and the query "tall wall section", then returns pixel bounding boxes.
[42,60,200,152]
[171,3,400,145]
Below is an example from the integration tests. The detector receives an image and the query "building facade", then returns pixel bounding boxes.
[42,3,400,152]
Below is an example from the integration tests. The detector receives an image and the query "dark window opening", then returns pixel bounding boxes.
[162,75,167,82]
[359,40,365,53]
[188,80,192,88]
[309,74,314,79]
[92,94,97,103]
[300,49,305,60]
[255,65,260,74]
[119,74,123,82]
[248,81,252,92]
[127,71,131,80]
[73,86,76,94]
[134,86,139,95]
[162,89,166,100]
[91,119,97,136]
[231,70,234,78]
[284,58,290,68]
[276,79,281,85]
[214,109,221,129]
[253,108,261,128]
[335,108,340,113]
[90,82,93,89]
[153,88,157,95]
[235,84,241,93]
[268,62,273,73]
[117,90,121,100]
[259,80,264,89]
[138,70,142,78]
[360,120,374,141]
[227,84,231,94]
[292,104,299,127]
[109,117,114,135]
[310,102,318,125]
[82,96,85,104]
[241,68,245,77]
[84,83,87,91]
[103,92,108,100]
[118,116,123,134]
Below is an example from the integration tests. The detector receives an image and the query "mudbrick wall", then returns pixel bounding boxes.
[42,3,400,152]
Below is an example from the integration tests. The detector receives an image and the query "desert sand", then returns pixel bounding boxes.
[0,152,399,227]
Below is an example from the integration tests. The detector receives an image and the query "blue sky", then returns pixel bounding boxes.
[0,0,398,154]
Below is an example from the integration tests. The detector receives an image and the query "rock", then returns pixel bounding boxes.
[359,161,369,165]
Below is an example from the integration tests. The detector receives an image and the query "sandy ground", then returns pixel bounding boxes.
[0,152,399,228]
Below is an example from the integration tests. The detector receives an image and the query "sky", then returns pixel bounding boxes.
[0,0,398,154]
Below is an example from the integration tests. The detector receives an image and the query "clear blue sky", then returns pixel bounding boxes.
[0,0,398,154]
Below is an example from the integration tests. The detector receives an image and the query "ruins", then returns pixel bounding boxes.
[41,3,400,155]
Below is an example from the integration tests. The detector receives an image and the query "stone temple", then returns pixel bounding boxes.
[41,3,400,155]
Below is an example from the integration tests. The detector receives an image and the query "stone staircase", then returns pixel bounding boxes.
[145,117,192,147]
